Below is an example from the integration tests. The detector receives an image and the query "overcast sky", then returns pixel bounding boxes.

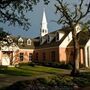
[0,0,89,38]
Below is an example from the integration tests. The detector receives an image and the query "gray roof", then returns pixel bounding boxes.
[35,27,71,49]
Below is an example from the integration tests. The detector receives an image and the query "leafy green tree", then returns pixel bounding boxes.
[0,0,49,30]
[55,0,90,76]
[0,28,9,40]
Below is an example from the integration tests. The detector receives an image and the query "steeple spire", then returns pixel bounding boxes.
[40,8,48,37]
[42,8,47,24]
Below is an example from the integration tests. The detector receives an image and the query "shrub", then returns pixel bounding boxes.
[0,65,7,70]
[73,77,90,87]
[19,63,28,66]
[15,64,20,68]
[36,78,48,85]
[6,76,74,90]
[28,62,35,67]
[33,61,72,69]
[18,62,35,67]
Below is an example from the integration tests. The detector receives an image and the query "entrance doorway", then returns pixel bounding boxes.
[2,51,13,66]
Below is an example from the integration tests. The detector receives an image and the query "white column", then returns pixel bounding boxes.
[0,51,2,65]
[88,47,90,67]
[85,47,88,67]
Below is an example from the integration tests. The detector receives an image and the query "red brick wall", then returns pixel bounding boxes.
[33,47,59,62]
[59,48,67,63]
[12,47,84,65]
[13,49,34,64]
[59,47,84,65]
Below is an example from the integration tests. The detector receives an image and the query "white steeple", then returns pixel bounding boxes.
[40,8,48,37]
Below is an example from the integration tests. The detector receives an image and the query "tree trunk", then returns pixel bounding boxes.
[71,29,80,76]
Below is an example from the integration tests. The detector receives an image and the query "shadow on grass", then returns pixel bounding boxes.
[0,68,32,76]
[0,67,58,77]
[18,65,70,76]
[0,65,69,77]
[18,67,60,75]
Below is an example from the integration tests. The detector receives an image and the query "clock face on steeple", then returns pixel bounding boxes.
[75,24,81,34]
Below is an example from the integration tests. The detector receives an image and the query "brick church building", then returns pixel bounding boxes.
[0,10,90,67]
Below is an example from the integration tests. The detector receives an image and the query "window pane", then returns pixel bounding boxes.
[51,51,56,62]
[42,52,46,61]
[20,53,23,61]
[29,53,32,61]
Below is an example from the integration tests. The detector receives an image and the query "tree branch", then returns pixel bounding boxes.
[55,0,73,26]
[77,2,90,23]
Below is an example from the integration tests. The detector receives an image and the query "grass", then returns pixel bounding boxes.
[0,65,67,76]
[0,65,90,90]
[0,65,69,89]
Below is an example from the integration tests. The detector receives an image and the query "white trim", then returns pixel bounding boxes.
[84,47,88,67]
[27,39,31,45]
[85,39,90,67]
[60,32,72,48]
[18,37,23,42]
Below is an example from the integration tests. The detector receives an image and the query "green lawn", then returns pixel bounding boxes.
[0,65,69,76]
[0,65,90,89]
[0,65,70,89]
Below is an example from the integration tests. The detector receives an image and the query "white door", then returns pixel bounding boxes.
[2,54,10,66]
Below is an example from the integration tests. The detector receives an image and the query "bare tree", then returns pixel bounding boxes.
[55,0,90,76]
[0,0,49,30]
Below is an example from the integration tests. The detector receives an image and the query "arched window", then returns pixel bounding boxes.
[43,29,44,33]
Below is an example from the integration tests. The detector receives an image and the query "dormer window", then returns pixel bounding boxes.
[27,39,31,45]
[75,24,81,34]
[56,31,64,41]
[18,37,23,45]
[7,35,10,38]
[7,35,13,43]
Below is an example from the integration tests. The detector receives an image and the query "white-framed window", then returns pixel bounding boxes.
[27,39,31,45]
[18,37,23,45]
[75,24,81,34]
[29,53,32,61]
[19,53,24,61]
